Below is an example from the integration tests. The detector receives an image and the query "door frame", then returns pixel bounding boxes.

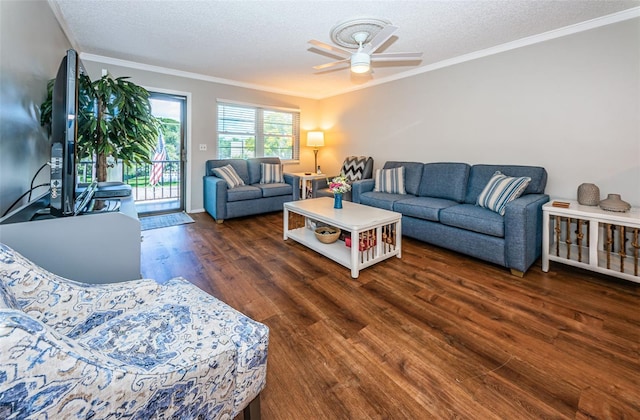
[145,87,193,213]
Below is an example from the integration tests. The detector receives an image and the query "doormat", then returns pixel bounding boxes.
[140,212,194,231]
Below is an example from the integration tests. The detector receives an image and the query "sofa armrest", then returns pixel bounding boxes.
[283,173,301,201]
[310,177,336,198]
[1,310,137,370]
[203,175,228,221]
[351,179,375,203]
[310,177,330,193]
[504,193,550,273]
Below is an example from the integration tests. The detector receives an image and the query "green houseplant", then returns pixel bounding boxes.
[41,72,159,182]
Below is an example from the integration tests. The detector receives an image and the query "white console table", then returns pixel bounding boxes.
[542,200,640,283]
[0,193,141,283]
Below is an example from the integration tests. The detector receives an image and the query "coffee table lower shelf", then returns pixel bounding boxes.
[286,227,353,268]
[286,226,400,278]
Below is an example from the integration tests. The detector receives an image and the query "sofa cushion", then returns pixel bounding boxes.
[418,162,470,202]
[213,164,246,189]
[394,197,459,222]
[75,303,227,371]
[440,204,505,238]
[260,162,284,184]
[477,171,531,216]
[341,156,370,182]
[207,159,250,185]
[382,161,424,196]
[227,185,262,202]
[255,182,292,198]
[360,191,409,211]
[374,167,406,194]
[248,157,281,185]
[465,164,547,204]
[0,281,19,309]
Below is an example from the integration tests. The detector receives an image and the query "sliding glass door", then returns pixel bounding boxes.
[133,93,186,215]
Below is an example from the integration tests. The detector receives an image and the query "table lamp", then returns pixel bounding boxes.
[307,131,325,174]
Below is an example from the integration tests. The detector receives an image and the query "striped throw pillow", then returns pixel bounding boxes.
[212,164,245,189]
[477,171,531,215]
[260,163,284,184]
[374,167,406,194]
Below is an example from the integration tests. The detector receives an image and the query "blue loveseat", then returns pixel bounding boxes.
[352,162,549,275]
[204,157,299,223]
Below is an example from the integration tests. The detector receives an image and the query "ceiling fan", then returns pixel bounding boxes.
[309,18,422,74]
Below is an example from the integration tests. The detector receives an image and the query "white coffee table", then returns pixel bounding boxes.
[283,197,402,278]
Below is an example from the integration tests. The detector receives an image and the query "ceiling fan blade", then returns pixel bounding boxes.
[363,25,398,54]
[313,58,349,70]
[308,40,352,58]
[371,52,423,62]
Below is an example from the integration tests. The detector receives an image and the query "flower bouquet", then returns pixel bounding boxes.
[328,175,351,194]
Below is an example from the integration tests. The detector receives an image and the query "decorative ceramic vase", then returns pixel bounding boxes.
[577,183,600,206]
[599,194,631,212]
[334,193,343,209]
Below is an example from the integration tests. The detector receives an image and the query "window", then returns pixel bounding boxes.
[217,101,300,160]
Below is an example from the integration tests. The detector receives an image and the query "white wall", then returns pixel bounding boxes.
[320,18,640,206]
[81,61,320,212]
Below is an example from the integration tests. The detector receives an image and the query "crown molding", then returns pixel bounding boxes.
[79,53,308,98]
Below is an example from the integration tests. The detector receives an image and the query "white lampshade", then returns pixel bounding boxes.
[351,52,371,74]
[306,131,325,147]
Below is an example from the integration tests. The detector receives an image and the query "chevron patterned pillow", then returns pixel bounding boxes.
[340,156,369,182]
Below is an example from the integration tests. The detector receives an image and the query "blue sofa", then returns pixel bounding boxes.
[204,157,299,223]
[352,162,549,275]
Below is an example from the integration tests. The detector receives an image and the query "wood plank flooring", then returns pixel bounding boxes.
[140,211,640,419]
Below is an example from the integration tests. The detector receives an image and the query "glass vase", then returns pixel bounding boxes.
[334,193,343,209]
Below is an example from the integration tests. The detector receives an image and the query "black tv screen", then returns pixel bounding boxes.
[50,49,84,217]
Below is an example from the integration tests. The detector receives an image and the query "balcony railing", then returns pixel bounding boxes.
[78,160,181,202]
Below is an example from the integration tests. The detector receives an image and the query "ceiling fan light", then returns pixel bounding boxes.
[351,52,370,74]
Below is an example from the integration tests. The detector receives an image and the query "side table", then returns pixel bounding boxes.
[542,200,640,283]
[285,172,327,200]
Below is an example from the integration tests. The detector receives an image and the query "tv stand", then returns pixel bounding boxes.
[0,192,141,283]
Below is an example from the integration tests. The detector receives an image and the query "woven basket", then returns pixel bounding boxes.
[314,227,341,244]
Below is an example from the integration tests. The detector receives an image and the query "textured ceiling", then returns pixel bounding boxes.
[50,0,640,99]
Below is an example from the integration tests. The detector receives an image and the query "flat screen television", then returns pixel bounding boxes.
[49,49,89,216]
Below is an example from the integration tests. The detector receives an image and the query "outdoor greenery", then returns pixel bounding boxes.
[41,72,159,182]
[218,106,295,159]
[122,116,181,185]
[157,117,180,161]
[125,175,179,188]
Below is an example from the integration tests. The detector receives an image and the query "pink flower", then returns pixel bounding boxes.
[328,175,351,194]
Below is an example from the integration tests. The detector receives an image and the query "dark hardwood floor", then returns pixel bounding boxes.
[140,211,640,419]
